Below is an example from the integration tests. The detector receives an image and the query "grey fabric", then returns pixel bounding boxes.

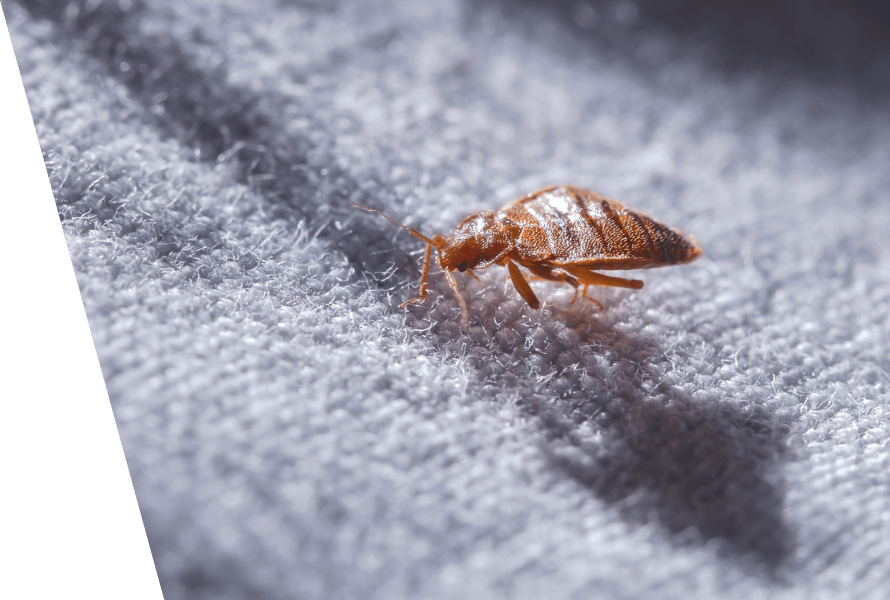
[7,0,890,598]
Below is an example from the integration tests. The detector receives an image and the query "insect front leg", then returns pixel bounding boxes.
[399,242,433,308]
[443,269,470,326]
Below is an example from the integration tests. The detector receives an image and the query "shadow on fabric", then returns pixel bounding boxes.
[14,0,408,274]
[532,322,790,572]
[475,0,890,98]
[413,285,792,572]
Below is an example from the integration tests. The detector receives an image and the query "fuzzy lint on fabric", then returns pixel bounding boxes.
[6,0,890,598]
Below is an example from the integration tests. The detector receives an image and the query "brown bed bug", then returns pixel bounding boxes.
[354,184,701,325]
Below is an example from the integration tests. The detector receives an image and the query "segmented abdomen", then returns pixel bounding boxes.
[497,185,700,269]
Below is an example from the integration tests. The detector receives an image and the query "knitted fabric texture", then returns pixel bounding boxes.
[7,0,890,598]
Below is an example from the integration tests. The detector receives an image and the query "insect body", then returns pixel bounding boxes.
[354,185,701,325]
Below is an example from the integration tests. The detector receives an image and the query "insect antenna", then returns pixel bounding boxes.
[353,201,462,320]
[351,202,440,248]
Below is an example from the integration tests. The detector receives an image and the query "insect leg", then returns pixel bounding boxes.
[517,261,603,307]
[443,268,470,326]
[563,266,644,290]
[399,242,433,308]
[522,262,580,289]
[506,260,541,310]
[568,284,604,309]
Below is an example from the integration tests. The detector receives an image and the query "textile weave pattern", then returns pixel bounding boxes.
[6,0,890,598]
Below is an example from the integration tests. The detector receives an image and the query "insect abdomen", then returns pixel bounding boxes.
[499,185,700,268]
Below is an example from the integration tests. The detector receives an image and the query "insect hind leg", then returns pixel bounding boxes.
[518,262,603,307]
[563,266,644,290]
[523,264,643,308]
[521,262,580,289]
[572,285,604,310]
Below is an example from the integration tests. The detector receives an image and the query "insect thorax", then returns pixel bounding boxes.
[437,211,513,271]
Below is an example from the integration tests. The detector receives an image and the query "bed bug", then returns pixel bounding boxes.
[354,184,701,325]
